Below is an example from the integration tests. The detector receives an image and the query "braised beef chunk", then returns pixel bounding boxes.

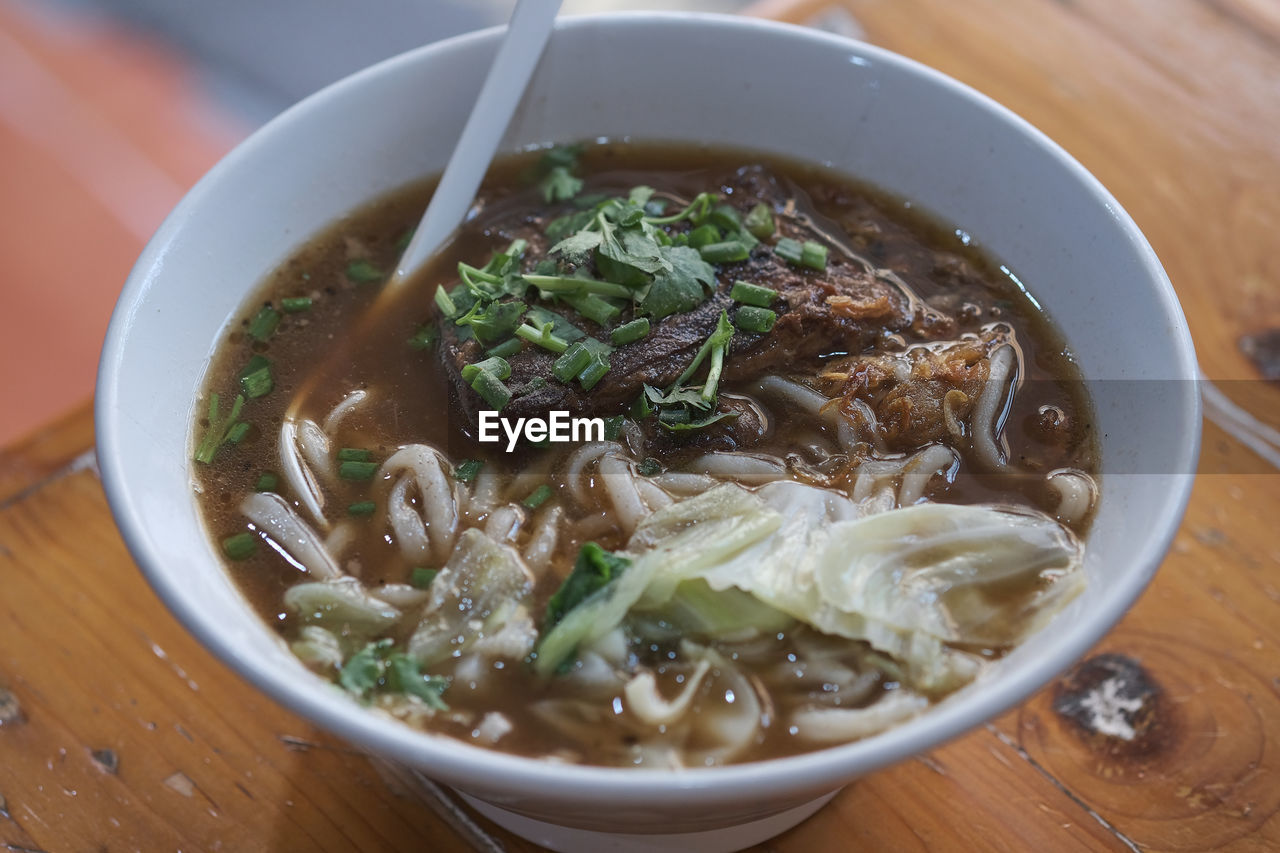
[439,166,914,430]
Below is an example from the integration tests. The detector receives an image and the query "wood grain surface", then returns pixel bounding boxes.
[2,0,1279,851]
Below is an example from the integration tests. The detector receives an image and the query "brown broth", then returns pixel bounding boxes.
[194,143,1096,766]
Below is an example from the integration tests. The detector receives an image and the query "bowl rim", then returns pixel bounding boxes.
[97,10,1201,803]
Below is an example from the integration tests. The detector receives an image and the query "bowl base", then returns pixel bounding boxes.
[455,789,841,853]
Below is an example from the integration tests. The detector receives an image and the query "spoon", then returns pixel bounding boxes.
[284,0,561,422]
[389,0,564,291]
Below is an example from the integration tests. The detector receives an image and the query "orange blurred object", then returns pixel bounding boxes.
[0,0,246,447]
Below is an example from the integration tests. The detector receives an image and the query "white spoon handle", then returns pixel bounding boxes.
[391,0,563,288]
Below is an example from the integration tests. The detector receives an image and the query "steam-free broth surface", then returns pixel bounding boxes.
[194,143,1096,767]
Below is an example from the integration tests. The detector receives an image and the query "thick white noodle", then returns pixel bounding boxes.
[240,491,341,579]
[323,521,356,563]
[598,453,648,534]
[1046,468,1098,524]
[650,471,718,495]
[687,452,787,484]
[790,690,928,742]
[373,582,433,608]
[897,445,958,506]
[752,375,865,453]
[380,445,459,565]
[321,388,368,434]
[634,478,674,511]
[297,419,332,480]
[484,503,525,544]
[468,463,502,517]
[278,419,328,529]
[623,659,712,726]
[971,344,1016,471]
[562,441,624,505]
[523,504,563,575]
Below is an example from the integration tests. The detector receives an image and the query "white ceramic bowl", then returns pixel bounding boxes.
[97,13,1200,853]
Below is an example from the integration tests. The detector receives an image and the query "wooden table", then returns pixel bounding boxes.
[3,0,1278,850]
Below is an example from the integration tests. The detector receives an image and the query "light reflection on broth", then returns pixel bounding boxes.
[194,144,1097,767]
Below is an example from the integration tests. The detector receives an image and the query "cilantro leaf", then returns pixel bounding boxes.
[541,166,583,203]
[659,410,741,432]
[387,653,449,710]
[455,299,526,345]
[549,229,603,263]
[640,246,717,320]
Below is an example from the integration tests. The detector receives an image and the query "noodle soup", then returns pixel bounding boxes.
[193,144,1096,767]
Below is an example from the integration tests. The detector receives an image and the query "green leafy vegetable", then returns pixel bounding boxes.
[541,166,583,202]
[408,323,438,350]
[743,203,775,239]
[543,543,631,633]
[455,300,527,345]
[639,246,717,320]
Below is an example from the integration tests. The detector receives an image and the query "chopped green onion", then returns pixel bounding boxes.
[699,240,751,264]
[434,285,458,318]
[255,472,278,492]
[730,280,778,307]
[410,567,439,589]
[744,203,775,239]
[775,237,827,270]
[800,240,828,270]
[454,459,483,482]
[470,369,512,410]
[337,448,372,462]
[346,259,383,283]
[281,296,313,313]
[638,457,662,477]
[552,342,592,383]
[562,292,621,325]
[687,224,721,250]
[734,306,777,333]
[194,393,245,464]
[658,406,691,426]
[486,338,522,359]
[348,500,376,517]
[394,227,415,251]
[222,532,257,560]
[578,358,610,391]
[226,422,251,444]
[248,306,280,342]
[603,415,625,440]
[339,460,379,481]
[774,237,804,265]
[461,356,512,383]
[239,355,273,398]
[610,317,650,346]
[522,484,554,509]
[523,274,634,299]
[515,321,569,353]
